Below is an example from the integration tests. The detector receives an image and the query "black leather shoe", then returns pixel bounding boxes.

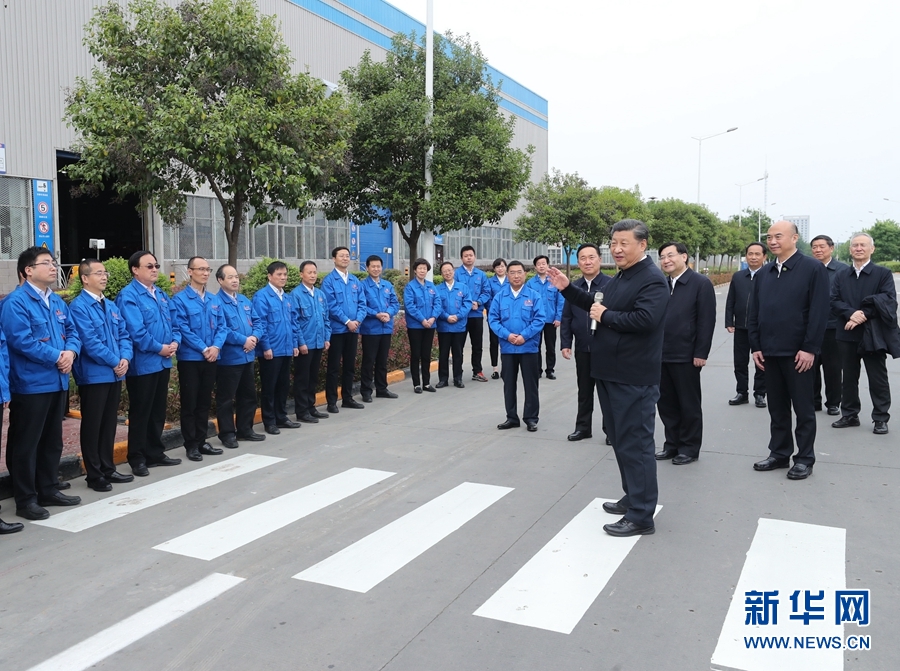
[186,447,203,462]
[567,430,592,441]
[376,390,398,399]
[310,410,330,419]
[874,421,889,435]
[729,393,749,406]
[131,463,150,477]
[220,434,240,449]
[672,455,698,465]
[453,380,465,388]
[327,404,340,413]
[16,503,49,521]
[602,501,627,515]
[435,380,449,389]
[0,519,24,534]
[787,463,813,480]
[753,456,790,471]
[755,394,767,408]
[107,471,134,484]
[826,406,840,416]
[276,420,302,429]
[55,481,71,490]
[545,372,556,380]
[497,420,520,430]
[264,425,281,435]
[342,400,365,409]
[199,443,223,455]
[526,422,538,432]
[88,479,112,492]
[38,492,81,507]
[237,431,267,440]
[297,414,319,424]
[603,518,654,537]
[832,415,860,428]
[361,394,373,403]
[655,449,678,460]
[491,371,500,380]
[605,436,612,445]
[423,385,436,392]
[414,386,423,394]
[148,455,181,467]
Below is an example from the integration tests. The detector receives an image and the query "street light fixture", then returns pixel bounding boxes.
[736,176,765,227]
[692,127,738,204]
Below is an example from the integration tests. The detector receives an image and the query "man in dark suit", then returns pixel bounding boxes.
[749,221,829,480]
[830,233,896,434]
[811,235,849,415]
[560,243,611,442]
[655,242,716,465]
[549,219,669,537]
[725,241,767,408]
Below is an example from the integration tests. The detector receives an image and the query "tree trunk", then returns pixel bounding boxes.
[398,218,421,268]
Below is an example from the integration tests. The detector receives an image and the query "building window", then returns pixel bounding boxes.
[0,176,33,260]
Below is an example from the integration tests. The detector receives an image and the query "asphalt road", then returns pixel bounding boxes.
[1,279,897,671]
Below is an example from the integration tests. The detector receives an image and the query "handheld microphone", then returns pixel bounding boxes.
[590,291,604,335]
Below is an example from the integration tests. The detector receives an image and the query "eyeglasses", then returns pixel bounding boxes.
[189,267,212,273]
[84,271,109,277]
[659,253,684,261]
[30,261,57,268]
[144,263,161,270]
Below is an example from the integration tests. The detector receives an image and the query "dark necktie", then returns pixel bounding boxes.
[669,277,675,295]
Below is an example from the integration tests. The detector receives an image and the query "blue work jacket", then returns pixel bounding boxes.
[291,284,331,350]
[321,269,367,335]
[485,275,508,314]
[216,291,264,366]
[454,266,491,319]
[488,284,546,354]
[526,275,564,323]
[359,277,400,336]
[171,286,227,362]
[0,327,10,403]
[404,279,442,329]
[69,291,133,385]
[0,283,81,394]
[436,282,472,334]
[252,285,301,357]
[116,279,180,377]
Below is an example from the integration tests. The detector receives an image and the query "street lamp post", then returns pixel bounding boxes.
[692,127,738,204]
[736,176,765,227]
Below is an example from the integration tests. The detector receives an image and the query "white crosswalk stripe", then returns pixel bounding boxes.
[474,499,662,634]
[294,481,513,593]
[154,467,395,560]
[33,454,285,533]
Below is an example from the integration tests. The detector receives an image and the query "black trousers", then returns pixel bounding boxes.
[839,340,891,423]
[764,355,816,465]
[5,390,67,507]
[438,331,466,382]
[596,379,659,529]
[537,323,557,375]
[178,360,216,451]
[501,352,540,423]
[361,334,391,395]
[488,326,500,368]
[733,328,766,395]
[574,350,603,433]
[814,328,842,409]
[658,362,703,458]
[293,348,323,417]
[216,362,258,437]
[126,369,170,467]
[326,331,358,404]
[407,328,434,387]
[258,355,291,426]
[79,381,121,484]
[465,316,484,375]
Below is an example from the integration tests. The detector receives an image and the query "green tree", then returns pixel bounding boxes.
[866,219,900,261]
[591,185,649,242]
[322,31,533,264]
[646,198,721,264]
[514,169,598,276]
[727,208,773,242]
[64,0,354,267]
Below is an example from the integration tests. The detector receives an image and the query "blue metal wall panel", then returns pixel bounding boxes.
[357,220,395,269]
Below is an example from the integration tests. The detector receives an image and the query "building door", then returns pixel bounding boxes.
[358,220,394,269]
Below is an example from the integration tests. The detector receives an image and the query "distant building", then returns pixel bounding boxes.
[782,215,811,242]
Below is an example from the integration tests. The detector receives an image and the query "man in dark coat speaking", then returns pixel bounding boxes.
[548,219,669,537]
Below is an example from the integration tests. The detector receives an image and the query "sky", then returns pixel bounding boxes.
[384,0,900,242]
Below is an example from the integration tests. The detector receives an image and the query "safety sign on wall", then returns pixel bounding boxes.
[33,179,54,252]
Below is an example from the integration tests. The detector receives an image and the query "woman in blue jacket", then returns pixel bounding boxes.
[0,327,23,533]
[435,261,471,389]
[403,258,441,393]
[486,258,508,379]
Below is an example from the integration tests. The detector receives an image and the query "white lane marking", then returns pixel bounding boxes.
[25,573,244,671]
[294,482,513,593]
[473,498,661,634]
[710,518,846,671]
[34,454,284,532]
[154,467,395,560]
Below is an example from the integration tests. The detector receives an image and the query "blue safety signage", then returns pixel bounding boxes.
[33,179,54,252]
